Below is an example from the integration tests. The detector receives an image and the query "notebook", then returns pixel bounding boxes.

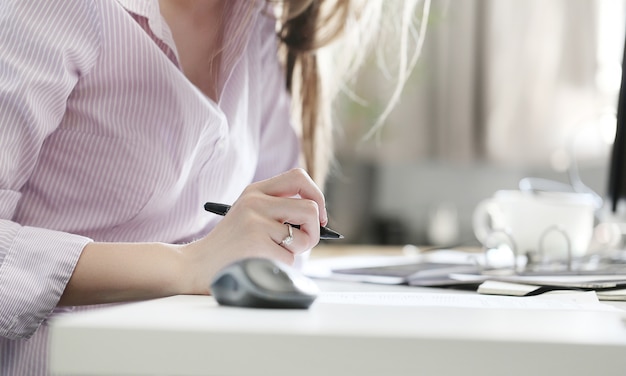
[332,262,483,287]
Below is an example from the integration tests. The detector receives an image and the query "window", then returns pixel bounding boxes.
[328,0,626,245]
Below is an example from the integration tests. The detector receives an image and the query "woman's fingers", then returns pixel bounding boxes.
[229,168,326,250]
[250,168,328,226]
[270,222,313,255]
[232,193,321,251]
[268,197,321,249]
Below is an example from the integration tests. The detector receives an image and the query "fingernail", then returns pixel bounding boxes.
[321,208,328,226]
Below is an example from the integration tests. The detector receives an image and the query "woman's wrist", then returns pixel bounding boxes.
[60,241,194,306]
[177,240,214,296]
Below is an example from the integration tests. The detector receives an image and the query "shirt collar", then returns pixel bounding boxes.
[114,0,271,90]
[114,0,267,41]
[115,0,170,42]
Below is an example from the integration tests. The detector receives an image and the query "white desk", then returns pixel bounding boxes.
[49,247,626,376]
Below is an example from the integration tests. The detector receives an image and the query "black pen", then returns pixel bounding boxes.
[204,202,344,240]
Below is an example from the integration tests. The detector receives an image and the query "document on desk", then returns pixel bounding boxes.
[446,273,626,301]
[305,249,484,285]
[317,291,624,313]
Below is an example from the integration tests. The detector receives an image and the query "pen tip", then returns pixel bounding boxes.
[321,226,343,240]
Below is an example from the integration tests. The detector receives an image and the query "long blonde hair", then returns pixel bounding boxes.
[274,0,429,186]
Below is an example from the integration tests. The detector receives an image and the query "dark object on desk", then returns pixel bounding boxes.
[607,27,626,214]
[211,257,320,309]
[204,202,344,240]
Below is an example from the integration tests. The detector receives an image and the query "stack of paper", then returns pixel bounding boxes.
[305,249,626,301]
[471,275,626,301]
[305,249,486,286]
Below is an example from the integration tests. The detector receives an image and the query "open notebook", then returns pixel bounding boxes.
[304,249,486,287]
[332,262,483,287]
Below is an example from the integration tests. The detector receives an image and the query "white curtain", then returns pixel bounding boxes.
[485,0,600,166]
[335,0,625,168]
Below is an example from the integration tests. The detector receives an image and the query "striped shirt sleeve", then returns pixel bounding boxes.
[0,0,100,339]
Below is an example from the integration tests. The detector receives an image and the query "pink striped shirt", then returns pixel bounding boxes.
[0,0,299,373]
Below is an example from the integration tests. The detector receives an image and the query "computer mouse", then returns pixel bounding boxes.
[210,257,320,309]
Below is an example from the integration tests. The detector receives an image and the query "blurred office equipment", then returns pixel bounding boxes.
[606,23,626,228]
[326,0,626,247]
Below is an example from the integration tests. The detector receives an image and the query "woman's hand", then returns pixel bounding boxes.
[59,169,326,305]
[181,168,328,295]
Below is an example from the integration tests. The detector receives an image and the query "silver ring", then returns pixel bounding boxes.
[280,224,294,246]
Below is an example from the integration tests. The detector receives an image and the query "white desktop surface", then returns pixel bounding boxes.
[50,278,626,376]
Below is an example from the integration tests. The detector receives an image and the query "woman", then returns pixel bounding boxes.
[0,0,422,373]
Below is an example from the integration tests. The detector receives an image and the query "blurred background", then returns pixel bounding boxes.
[324,0,626,247]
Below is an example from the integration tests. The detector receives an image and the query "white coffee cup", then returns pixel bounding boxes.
[472,190,596,259]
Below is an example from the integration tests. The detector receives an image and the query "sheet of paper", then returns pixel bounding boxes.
[478,280,540,296]
[303,254,422,280]
[451,273,626,287]
[478,280,626,302]
[317,291,624,313]
[304,249,488,285]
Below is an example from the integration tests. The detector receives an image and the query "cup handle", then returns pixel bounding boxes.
[472,198,498,245]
